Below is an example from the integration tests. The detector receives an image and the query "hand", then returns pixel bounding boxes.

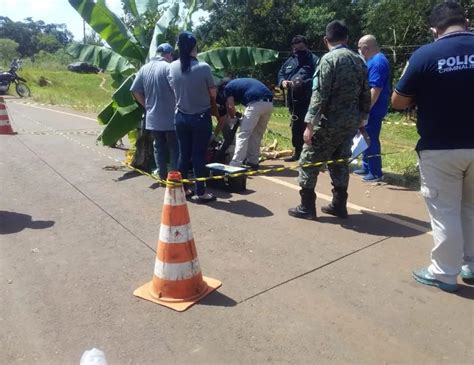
[359,119,368,128]
[303,125,313,145]
[282,80,293,89]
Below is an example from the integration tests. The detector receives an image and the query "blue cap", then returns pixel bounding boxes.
[156,43,174,54]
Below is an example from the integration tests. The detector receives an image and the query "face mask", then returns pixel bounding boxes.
[295,50,307,58]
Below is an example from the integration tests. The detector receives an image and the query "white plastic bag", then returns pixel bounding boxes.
[80,348,108,365]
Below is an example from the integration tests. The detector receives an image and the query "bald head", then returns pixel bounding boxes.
[358,34,380,60]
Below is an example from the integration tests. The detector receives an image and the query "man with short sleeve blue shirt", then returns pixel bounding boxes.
[357,35,391,182]
[392,2,474,292]
[219,78,273,168]
[130,43,177,180]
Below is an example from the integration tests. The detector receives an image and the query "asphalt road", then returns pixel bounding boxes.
[1,99,473,364]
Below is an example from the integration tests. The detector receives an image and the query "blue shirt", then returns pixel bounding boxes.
[167,59,215,114]
[224,78,273,106]
[130,57,175,131]
[395,32,474,151]
[367,52,391,117]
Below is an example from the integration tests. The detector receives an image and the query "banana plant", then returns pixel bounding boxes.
[68,0,279,146]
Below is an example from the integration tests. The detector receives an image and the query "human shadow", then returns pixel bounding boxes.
[0,211,55,235]
[198,290,237,307]
[261,163,299,178]
[207,199,273,218]
[114,170,142,182]
[317,210,429,238]
[455,280,474,300]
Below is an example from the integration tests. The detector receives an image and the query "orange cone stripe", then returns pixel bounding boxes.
[156,239,198,264]
[151,273,206,300]
[161,204,190,226]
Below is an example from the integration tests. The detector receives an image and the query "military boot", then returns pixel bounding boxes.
[321,187,348,218]
[288,188,317,220]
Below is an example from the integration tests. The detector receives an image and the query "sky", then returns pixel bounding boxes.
[0,0,206,41]
[0,0,124,40]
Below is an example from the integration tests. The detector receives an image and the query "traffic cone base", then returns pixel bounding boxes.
[133,276,221,312]
[134,170,222,312]
[0,97,16,135]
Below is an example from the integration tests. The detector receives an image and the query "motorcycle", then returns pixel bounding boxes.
[0,59,31,97]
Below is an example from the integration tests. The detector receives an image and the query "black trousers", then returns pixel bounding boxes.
[290,100,310,154]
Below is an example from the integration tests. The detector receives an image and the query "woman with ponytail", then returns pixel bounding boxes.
[168,32,219,203]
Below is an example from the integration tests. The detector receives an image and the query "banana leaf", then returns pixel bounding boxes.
[100,106,144,146]
[147,1,180,60]
[67,43,137,75]
[69,0,146,61]
[97,101,115,125]
[197,47,279,71]
[135,0,168,16]
[112,74,140,116]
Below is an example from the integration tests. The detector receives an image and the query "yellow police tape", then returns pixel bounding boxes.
[118,150,411,187]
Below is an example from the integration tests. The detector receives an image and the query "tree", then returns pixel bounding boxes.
[0,16,73,57]
[0,38,19,64]
[68,0,279,146]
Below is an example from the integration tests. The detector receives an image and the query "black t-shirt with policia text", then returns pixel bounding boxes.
[396,32,474,151]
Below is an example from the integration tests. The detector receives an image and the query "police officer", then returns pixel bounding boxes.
[288,21,371,220]
[392,2,474,291]
[278,35,319,162]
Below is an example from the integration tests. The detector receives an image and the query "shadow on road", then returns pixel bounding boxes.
[198,290,237,307]
[455,281,474,300]
[0,211,55,235]
[205,199,273,218]
[317,211,429,238]
[114,170,142,182]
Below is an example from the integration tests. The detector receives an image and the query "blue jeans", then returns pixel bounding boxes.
[362,113,385,177]
[150,130,178,180]
[175,110,212,196]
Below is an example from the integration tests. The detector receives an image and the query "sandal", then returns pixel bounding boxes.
[191,193,216,203]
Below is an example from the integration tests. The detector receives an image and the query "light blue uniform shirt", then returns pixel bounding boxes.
[167,59,215,114]
[130,57,175,131]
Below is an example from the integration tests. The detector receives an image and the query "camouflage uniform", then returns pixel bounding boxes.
[298,46,371,190]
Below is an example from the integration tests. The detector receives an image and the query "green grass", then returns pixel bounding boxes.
[262,106,419,187]
[14,67,114,113]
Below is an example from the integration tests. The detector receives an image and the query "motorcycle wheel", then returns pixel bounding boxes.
[16,83,30,98]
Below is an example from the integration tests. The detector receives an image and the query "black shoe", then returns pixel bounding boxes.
[321,203,348,218]
[288,205,317,220]
[244,162,259,170]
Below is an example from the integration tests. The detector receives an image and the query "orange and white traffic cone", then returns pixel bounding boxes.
[134,171,222,311]
[0,96,16,135]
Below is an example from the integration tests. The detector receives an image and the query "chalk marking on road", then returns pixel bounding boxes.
[9,104,431,237]
[10,101,97,121]
[259,175,432,236]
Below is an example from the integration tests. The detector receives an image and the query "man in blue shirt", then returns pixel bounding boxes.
[357,35,391,182]
[131,43,177,180]
[218,78,273,168]
[392,2,474,292]
[278,35,319,162]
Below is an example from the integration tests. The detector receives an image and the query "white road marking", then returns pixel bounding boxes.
[11,101,97,121]
[259,175,432,236]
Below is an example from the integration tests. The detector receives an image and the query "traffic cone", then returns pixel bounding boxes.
[134,171,222,311]
[0,97,16,135]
